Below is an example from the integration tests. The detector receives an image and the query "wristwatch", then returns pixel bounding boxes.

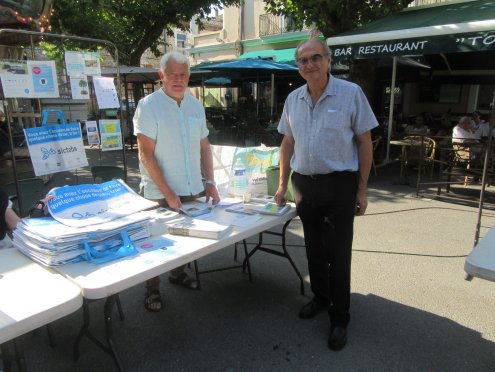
[205,179,216,186]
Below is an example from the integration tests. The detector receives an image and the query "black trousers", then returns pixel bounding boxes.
[292,171,358,328]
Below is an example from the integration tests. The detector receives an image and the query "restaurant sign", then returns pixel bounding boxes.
[330,31,495,62]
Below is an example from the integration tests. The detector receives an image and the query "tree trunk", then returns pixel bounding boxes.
[348,59,378,106]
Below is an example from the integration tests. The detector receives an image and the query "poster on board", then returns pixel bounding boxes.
[24,123,88,176]
[0,60,59,98]
[64,51,101,76]
[98,119,123,151]
[85,120,100,146]
[93,76,119,109]
[69,76,90,100]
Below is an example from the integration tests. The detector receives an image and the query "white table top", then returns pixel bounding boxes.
[54,205,297,300]
[465,226,495,281]
[0,248,83,344]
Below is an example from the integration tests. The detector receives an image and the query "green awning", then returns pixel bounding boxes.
[327,0,495,61]
[239,48,296,65]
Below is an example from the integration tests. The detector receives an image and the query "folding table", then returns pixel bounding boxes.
[0,248,82,371]
[53,206,303,371]
[465,226,495,281]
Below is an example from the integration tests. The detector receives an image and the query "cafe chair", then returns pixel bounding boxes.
[403,135,436,179]
[90,165,125,183]
[452,142,483,186]
[3,177,45,217]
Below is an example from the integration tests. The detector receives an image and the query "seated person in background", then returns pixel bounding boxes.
[423,111,435,128]
[267,114,280,130]
[440,108,454,130]
[473,112,490,139]
[0,189,53,249]
[404,115,430,136]
[452,116,478,144]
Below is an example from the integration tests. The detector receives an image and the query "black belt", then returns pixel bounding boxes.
[294,171,356,180]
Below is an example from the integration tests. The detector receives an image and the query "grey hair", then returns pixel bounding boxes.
[294,38,332,60]
[160,51,190,73]
[459,116,471,125]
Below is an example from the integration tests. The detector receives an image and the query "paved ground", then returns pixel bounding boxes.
[2,146,495,371]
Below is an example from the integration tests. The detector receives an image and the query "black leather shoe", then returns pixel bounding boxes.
[328,326,347,351]
[298,298,327,319]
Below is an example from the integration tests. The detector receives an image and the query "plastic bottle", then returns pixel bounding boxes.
[232,158,248,198]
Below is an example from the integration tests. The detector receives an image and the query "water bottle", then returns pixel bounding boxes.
[232,158,248,198]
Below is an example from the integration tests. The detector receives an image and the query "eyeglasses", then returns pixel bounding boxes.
[165,72,188,81]
[296,54,328,67]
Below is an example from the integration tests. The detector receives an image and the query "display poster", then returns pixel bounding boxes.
[93,76,119,109]
[24,123,88,176]
[85,120,100,145]
[64,51,101,76]
[47,179,158,228]
[99,119,123,151]
[0,60,59,98]
[69,76,90,100]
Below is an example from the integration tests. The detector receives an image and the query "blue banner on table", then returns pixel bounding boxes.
[24,123,88,176]
[47,179,158,228]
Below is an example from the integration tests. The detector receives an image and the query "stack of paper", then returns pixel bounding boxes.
[13,212,153,266]
[167,219,232,240]
[259,202,291,216]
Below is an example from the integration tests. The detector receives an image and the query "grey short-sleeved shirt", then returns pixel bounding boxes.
[278,74,378,175]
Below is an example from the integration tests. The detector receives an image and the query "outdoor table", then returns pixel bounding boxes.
[53,205,301,371]
[390,138,423,185]
[465,226,495,281]
[0,248,83,370]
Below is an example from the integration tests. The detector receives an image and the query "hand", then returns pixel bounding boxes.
[355,189,368,216]
[41,194,55,215]
[205,183,220,205]
[164,192,182,211]
[273,186,287,206]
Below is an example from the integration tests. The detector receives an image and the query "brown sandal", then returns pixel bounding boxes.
[168,272,198,289]
[144,289,163,312]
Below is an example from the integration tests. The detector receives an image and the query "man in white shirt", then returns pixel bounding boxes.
[453,116,478,144]
[133,51,220,312]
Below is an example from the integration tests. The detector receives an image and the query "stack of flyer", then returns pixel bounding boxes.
[167,218,232,240]
[13,180,158,266]
[14,212,153,265]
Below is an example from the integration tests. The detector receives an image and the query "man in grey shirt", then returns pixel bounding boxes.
[274,38,377,350]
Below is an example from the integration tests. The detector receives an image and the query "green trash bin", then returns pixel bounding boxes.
[266,166,294,202]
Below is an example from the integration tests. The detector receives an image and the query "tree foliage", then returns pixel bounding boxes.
[264,0,414,37]
[50,0,240,66]
[264,0,414,101]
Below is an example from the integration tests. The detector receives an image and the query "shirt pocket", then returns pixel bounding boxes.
[187,117,204,141]
[322,109,349,131]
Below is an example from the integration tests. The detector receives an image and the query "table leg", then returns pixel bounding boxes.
[1,339,27,372]
[73,295,124,372]
[104,295,124,371]
[242,219,305,295]
[195,240,252,279]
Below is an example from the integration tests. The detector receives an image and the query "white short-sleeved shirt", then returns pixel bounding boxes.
[278,75,378,175]
[452,125,477,143]
[475,121,490,139]
[133,89,209,199]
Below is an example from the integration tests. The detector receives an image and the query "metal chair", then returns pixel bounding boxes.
[371,136,382,176]
[90,166,125,183]
[404,136,436,179]
[3,178,45,217]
